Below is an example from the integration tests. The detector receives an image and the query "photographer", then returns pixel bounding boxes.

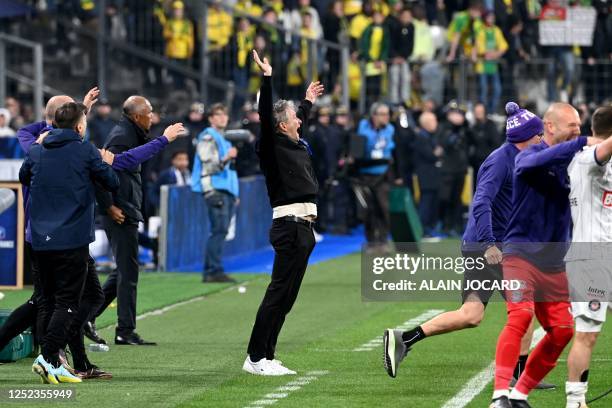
[191,103,239,283]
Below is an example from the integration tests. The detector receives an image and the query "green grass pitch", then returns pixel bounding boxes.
[0,252,610,407]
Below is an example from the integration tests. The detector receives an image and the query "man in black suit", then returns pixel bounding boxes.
[413,112,443,237]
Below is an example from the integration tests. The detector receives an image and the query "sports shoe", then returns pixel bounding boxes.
[84,321,107,345]
[52,364,82,383]
[510,399,532,408]
[510,377,556,390]
[490,396,512,408]
[383,329,409,378]
[32,355,58,385]
[242,356,285,376]
[267,359,296,375]
[58,349,77,376]
[75,364,113,380]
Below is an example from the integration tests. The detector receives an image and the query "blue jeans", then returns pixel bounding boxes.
[478,72,502,113]
[204,190,236,277]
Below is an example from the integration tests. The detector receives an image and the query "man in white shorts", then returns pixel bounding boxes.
[566,105,612,408]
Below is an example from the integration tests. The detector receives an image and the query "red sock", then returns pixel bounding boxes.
[515,325,573,395]
[494,308,533,391]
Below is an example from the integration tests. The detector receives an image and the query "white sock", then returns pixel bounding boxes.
[509,388,528,400]
[566,381,588,407]
[492,390,509,400]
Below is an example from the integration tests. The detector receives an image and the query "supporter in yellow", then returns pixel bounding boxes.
[299,12,319,82]
[446,0,483,61]
[472,11,508,113]
[344,0,362,17]
[349,1,373,45]
[207,0,233,51]
[235,0,263,17]
[162,1,194,61]
[359,10,389,106]
[347,52,362,106]
[231,17,255,113]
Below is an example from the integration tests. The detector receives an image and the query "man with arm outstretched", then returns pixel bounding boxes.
[243,50,324,376]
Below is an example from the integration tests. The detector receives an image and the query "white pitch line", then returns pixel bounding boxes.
[441,327,546,408]
[352,309,445,352]
[99,280,256,331]
[243,370,329,408]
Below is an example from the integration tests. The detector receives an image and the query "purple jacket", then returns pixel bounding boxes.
[17,121,169,242]
[462,142,519,252]
[503,136,587,271]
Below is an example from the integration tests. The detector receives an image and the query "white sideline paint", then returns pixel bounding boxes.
[243,370,329,408]
[352,309,445,352]
[441,327,546,408]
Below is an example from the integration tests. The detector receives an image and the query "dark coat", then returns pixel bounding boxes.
[96,115,150,223]
[413,129,441,191]
[19,128,119,250]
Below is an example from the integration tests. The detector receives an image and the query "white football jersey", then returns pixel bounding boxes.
[567,145,612,246]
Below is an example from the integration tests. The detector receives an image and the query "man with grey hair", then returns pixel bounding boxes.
[243,50,324,376]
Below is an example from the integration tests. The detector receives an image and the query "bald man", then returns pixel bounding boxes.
[93,95,164,346]
[490,103,599,408]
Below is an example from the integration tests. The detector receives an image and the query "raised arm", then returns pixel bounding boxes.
[253,50,273,154]
[87,144,119,192]
[515,136,589,176]
[297,81,325,138]
[17,121,50,153]
[104,123,185,170]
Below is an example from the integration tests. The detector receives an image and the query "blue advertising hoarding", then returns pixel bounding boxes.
[0,183,23,289]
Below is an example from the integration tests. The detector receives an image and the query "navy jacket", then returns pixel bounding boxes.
[19,128,119,251]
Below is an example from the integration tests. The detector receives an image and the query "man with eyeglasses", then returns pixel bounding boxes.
[191,103,239,283]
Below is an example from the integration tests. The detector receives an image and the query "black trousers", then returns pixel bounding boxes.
[0,243,42,350]
[96,217,139,336]
[359,175,391,244]
[36,246,89,366]
[66,256,105,369]
[247,219,316,361]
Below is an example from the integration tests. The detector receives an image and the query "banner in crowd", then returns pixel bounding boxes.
[0,183,23,289]
[539,6,597,46]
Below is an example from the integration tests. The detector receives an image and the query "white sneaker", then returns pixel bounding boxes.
[242,356,284,376]
[267,359,297,375]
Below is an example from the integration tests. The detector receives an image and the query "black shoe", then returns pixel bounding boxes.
[84,321,107,345]
[115,332,157,346]
[510,399,532,408]
[203,273,236,283]
[490,396,512,408]
[510,377,556,390]
[75,364,113,380]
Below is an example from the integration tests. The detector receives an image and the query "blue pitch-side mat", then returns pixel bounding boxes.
[96,227,365,273]
[224,227,366,274]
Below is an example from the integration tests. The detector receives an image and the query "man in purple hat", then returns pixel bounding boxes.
[383,102,544,382]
